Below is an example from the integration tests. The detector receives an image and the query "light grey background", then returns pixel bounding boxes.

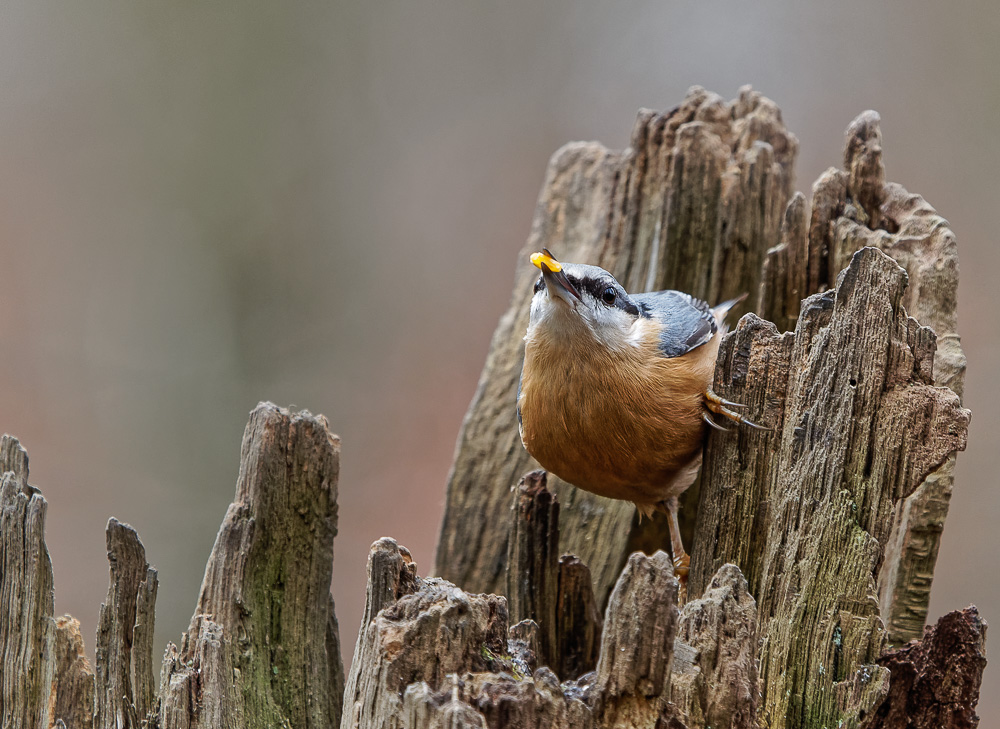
[2,1,996,719]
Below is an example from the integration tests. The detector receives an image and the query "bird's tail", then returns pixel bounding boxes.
[711,293,748,334]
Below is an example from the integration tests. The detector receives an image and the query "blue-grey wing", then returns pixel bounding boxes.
[633,290,717,358]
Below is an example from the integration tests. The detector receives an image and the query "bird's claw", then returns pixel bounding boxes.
[702,412,730,431]
[704,389,770,431]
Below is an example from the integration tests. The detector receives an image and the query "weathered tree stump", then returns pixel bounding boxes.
[0,87,987,729]
[433,87,978,727]
[341,529,713,728]
[2,404,345,729]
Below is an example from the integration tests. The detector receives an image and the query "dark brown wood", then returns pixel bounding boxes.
[865,607,987,729]
[94,518,158,729]
[505,472,604,681]
[555,555,602,680]
[506,471,560,670]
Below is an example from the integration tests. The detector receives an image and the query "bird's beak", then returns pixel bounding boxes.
[531,249,582,307]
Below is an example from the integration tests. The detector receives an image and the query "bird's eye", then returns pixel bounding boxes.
[601,287,617,306]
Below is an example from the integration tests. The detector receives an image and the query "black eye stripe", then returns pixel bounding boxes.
[569,275,639,316]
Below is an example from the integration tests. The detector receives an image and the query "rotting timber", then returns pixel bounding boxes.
[0,88,982,729]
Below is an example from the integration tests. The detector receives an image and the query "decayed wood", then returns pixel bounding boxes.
[0,434,55,729]
[435,86,798,604]
[159,403,344,729]
[49,616,95,729]
[506,471,560,670]
[433,89,978,725]
[94,518,158,729]
[0,90,985,728]
[506,473,604,681]
[345,528,722,729]
[402,679,488,729]
[341,540,509,729]
[507,619,541,676]
[593,551,682,728]
[670,564,758,728]
[555,554,602,680]
[759,111,966,644]
[691,247,970,727]
[865,606,987,729]
[3,405,346,729]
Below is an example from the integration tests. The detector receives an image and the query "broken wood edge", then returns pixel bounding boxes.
[0,434,56,729]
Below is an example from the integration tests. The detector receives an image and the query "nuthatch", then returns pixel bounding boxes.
[517,249,764,577]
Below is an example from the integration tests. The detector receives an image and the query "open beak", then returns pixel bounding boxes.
[531,249,582,307]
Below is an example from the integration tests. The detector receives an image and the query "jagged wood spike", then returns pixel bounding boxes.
[0,435,55,729]
[159,403,344,729]
[506,471,560,671]
[94,518,157,729]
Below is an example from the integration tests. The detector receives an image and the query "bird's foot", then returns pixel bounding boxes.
[672,551,690,581]
[703,389,769,431]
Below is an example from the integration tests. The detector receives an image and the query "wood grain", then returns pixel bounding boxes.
[159,403,344,729]
[0,435,55,729]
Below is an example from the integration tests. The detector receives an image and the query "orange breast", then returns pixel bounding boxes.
[519,321,719,506]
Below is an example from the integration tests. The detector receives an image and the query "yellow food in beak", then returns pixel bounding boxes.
[530,250,562,273]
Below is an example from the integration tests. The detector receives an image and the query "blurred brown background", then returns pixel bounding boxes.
[2,0,997,719]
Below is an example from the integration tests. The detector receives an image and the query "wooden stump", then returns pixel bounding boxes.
[0,87,985,729]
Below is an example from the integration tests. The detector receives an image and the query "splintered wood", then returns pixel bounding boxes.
[0,87,984,729]
[342,531,725,729]
[158,404,344,729]
[94,519,158,729]
[0,436,55,729]
[433,87,974,727]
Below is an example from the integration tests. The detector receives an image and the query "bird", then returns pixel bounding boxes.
[516,248,764,578]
